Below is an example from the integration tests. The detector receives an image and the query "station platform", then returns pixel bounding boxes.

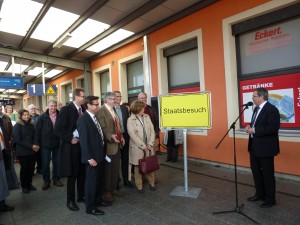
[1,154,299,225]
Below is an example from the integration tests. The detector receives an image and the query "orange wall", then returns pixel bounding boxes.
[48,69,83,99]
[149,0,300,176]
[91,38,144,92]
[43,0,300,176]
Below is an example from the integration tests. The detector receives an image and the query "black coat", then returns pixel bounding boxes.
[248,101,280,157]
[35,109,60,149]
[54,102,85,177]
[77,112,106,164]
[13,119,36,157]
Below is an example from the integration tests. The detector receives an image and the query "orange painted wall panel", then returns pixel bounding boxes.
[150,0,300,176]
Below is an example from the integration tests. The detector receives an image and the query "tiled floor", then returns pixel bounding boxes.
[1,155,300,225]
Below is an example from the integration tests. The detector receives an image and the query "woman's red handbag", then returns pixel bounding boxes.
[139,151,160,174]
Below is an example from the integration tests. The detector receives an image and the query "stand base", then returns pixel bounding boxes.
[213,204,259,224]
[170,186,201,199]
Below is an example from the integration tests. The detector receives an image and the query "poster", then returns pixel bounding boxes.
[239,73,300,128]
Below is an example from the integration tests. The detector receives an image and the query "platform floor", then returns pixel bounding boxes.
[1,154,300,225]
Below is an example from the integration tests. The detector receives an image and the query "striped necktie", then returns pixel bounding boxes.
[93,116,104,144]
[250,106,260,127]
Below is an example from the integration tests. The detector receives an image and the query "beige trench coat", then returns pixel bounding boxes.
[127,114,155,166]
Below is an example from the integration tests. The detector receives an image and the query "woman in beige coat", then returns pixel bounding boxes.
[127,100,156,193]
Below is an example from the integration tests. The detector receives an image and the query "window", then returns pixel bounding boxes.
[164,38,200,93]
[234,4,300,129]
[77,78,84,88]
[127,59,144,103]
[100,70,110,103]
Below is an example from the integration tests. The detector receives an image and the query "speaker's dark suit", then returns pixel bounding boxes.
[77,111,106,212]
[248,101,280,203]
[55,102,85,203]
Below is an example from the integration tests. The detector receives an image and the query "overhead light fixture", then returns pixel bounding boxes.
[53,33,72,48]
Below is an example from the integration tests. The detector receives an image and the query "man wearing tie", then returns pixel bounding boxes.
[77,96,106,216]
[113,91,133,188]
[55,88,86,211]
[245,88,280,208]
[96,92,125,203]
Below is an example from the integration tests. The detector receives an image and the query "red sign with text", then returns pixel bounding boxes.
[239,73,300,128]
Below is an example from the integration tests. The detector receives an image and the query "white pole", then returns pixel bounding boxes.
[42,63,45,94]
[183,129,188,192]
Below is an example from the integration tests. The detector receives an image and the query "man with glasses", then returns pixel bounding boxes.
[113,91,133,188]
[55,88,86,211]
[96,92,125,204]
[246,87,280,208]
[77,96,106,216]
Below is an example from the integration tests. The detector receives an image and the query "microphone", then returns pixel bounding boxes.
[242,101,253,107]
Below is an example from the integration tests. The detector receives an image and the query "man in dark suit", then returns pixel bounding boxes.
[55,88,86,211]
[96,92,125,203]
[114,91,133,188]
[246,87,280,208]
[77,96,106,216]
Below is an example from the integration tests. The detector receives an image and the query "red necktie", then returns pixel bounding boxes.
[0,131,6,150]
[114,117,122,141]
[78,107,83,117]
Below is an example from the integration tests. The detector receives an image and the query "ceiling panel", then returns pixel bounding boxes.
[123,18,153,33]
[0,0,216,92]
[163,0,201,11]
[140,5,175,24]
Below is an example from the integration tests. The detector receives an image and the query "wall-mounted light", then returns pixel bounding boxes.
[53,33,72,48]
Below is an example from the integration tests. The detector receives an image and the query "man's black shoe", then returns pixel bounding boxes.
[0,204,14,212]
[260,201,276,208]
[22,188,30,194]
[124,181,134,188]
[96,199,112,207]
[77,197,85,203]
[67,201,79,211]
[86,208,105,216]
[247,195,264,202]
[30,185,37,191]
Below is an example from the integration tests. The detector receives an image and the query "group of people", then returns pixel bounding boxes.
[0,87,280,216]
[53,89,161,216]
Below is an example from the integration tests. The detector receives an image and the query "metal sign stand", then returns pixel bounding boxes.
[169,129,202,199]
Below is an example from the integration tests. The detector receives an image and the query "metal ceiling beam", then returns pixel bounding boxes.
[22,0,108,85]
[89,0,219,60]
[0,46,88,71]
[1,0,55,75]
[67,0,167,57]
[44,0,109,54]
[19,0,55,49]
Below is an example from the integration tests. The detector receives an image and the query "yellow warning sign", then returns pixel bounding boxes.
[45,85,56,95]
[159,92,212,129]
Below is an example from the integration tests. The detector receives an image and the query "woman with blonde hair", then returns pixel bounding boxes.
[127,100,156,193]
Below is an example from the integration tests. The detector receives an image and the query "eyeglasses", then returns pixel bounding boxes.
[252,95,259,98]
[108,98,116,100]
[78,95,86,98]
[115,96,122,98]
[91,104,100,106]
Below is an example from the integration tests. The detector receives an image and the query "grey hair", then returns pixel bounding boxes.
[48,99,57,105]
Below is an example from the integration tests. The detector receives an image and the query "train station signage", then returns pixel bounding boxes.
[27,84,57,96]
[0,76,24,89]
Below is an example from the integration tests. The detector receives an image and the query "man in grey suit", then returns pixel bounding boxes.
[77,96,106,216]
[246,87,280,208]
[96,92,125,203]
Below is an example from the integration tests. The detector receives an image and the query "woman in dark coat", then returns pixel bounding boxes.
[13,109,39,193]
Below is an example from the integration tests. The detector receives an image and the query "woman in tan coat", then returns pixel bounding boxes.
[127,100,156,193]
